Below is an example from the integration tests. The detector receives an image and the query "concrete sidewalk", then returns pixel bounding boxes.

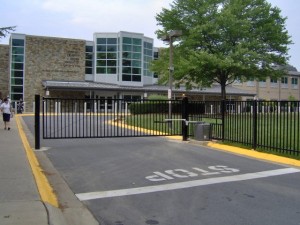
[0,116,66,225]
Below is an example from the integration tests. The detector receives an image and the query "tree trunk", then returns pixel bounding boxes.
[220,76,227,101]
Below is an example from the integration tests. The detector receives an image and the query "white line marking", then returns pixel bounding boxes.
[76,168,300,201]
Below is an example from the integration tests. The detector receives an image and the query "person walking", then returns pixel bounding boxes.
[0,98,12,130]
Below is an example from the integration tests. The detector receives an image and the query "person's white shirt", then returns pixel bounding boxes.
[0,102,11,114]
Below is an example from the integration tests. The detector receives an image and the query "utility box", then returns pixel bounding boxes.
[194,122,211,141]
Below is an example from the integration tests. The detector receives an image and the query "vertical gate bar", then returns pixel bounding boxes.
[252,99,257,150]
[114,99,117,137]
[75,100,77,138]
[60,100,62,138]
[277,102,282,150]
[295,101,300,155]
[54,99,57,138]
[35,95,40,149]
[96,99,99,137]
[182,96,188,141]
[50,99,52,139]
[221,100,225,141]
[43,97,46,139]
[71,99,74,138]
[276,101,279,151]
[104,99,106,138]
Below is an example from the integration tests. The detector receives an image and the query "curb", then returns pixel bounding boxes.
[205,141,300,168]
[15,115,59,207]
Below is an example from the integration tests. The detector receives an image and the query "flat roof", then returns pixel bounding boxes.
[42,80,256,96]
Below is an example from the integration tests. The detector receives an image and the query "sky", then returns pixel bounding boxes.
[0,0,299,70]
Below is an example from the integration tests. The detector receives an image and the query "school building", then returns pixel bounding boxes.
[4,31,299,112]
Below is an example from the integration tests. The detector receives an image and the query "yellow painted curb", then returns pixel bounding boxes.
[108,120,169,135]
[207,142,300,167]
[15,115,59,207]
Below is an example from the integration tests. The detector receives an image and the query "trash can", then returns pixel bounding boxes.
[194,122,211,141]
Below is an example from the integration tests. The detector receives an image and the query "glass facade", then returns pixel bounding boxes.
[93,32,156,85]
[122,37,142,82]
[143,42,153,77]
[10,37,25,101]
[85,45,93,74]
[96,38,118,75]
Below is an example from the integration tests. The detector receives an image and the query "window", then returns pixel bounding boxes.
[292,78,298,85]
[291,78,298,89]
[122,44,131,51]
[11,37,25,101]
[86,46,93,52]
[107,53,116,59]
[107,45,117,52]
[122,60,131,66]
[12,47,24,54]
[121,36,142,82]
[12,39,24,46]
[107,60,116,66]
[97,53,106,59]
[107,38,117,44]
[97,38,106,44]
[281,77,288,88]
[270,78,277,83]
[85,44,93,74]
[11,78,23,85]
[85,61,92,67]
[11,62,23,70]
[144,41,154,78]
[123,95,141,102]
[11,70,23,77]
[97,45,106,52]
[97,60,106,66]
[12,55,24,62]
[11,86,23,93]
[281,77,288,84]
[96,38,118,74]
[270,78,278,88]
[122,74,131,81]
[97,67,106,73]
[123,37,132,44]
[133,38,141,45]
[107,67,116,74]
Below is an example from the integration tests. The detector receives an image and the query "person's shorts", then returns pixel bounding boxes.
[3,113,11,122]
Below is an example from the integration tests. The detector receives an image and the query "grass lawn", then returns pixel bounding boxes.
[125,113,300,159]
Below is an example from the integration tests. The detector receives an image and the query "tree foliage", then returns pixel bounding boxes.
[152,0,292,99]
[0,26,16,40]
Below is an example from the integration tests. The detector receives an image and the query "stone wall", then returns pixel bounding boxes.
[0,44,9,99]
[24,36,86,109]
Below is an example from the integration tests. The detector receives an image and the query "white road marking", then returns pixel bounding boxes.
[76,168,300,201]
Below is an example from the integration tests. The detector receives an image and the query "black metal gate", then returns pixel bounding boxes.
[36,96,188,144]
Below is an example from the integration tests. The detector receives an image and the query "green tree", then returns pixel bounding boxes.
[153,0,292,100]
[0,26,16,40]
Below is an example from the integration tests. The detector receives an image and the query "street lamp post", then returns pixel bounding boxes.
[162,30,182,122]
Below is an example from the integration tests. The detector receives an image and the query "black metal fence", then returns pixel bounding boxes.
[191,100,300,155]
[35,95,300,155]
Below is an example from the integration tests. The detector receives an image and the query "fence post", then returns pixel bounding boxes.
[182,96,189,141]
[252,100,258,150]
[34,95,40,150]
[221,100,225,141]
